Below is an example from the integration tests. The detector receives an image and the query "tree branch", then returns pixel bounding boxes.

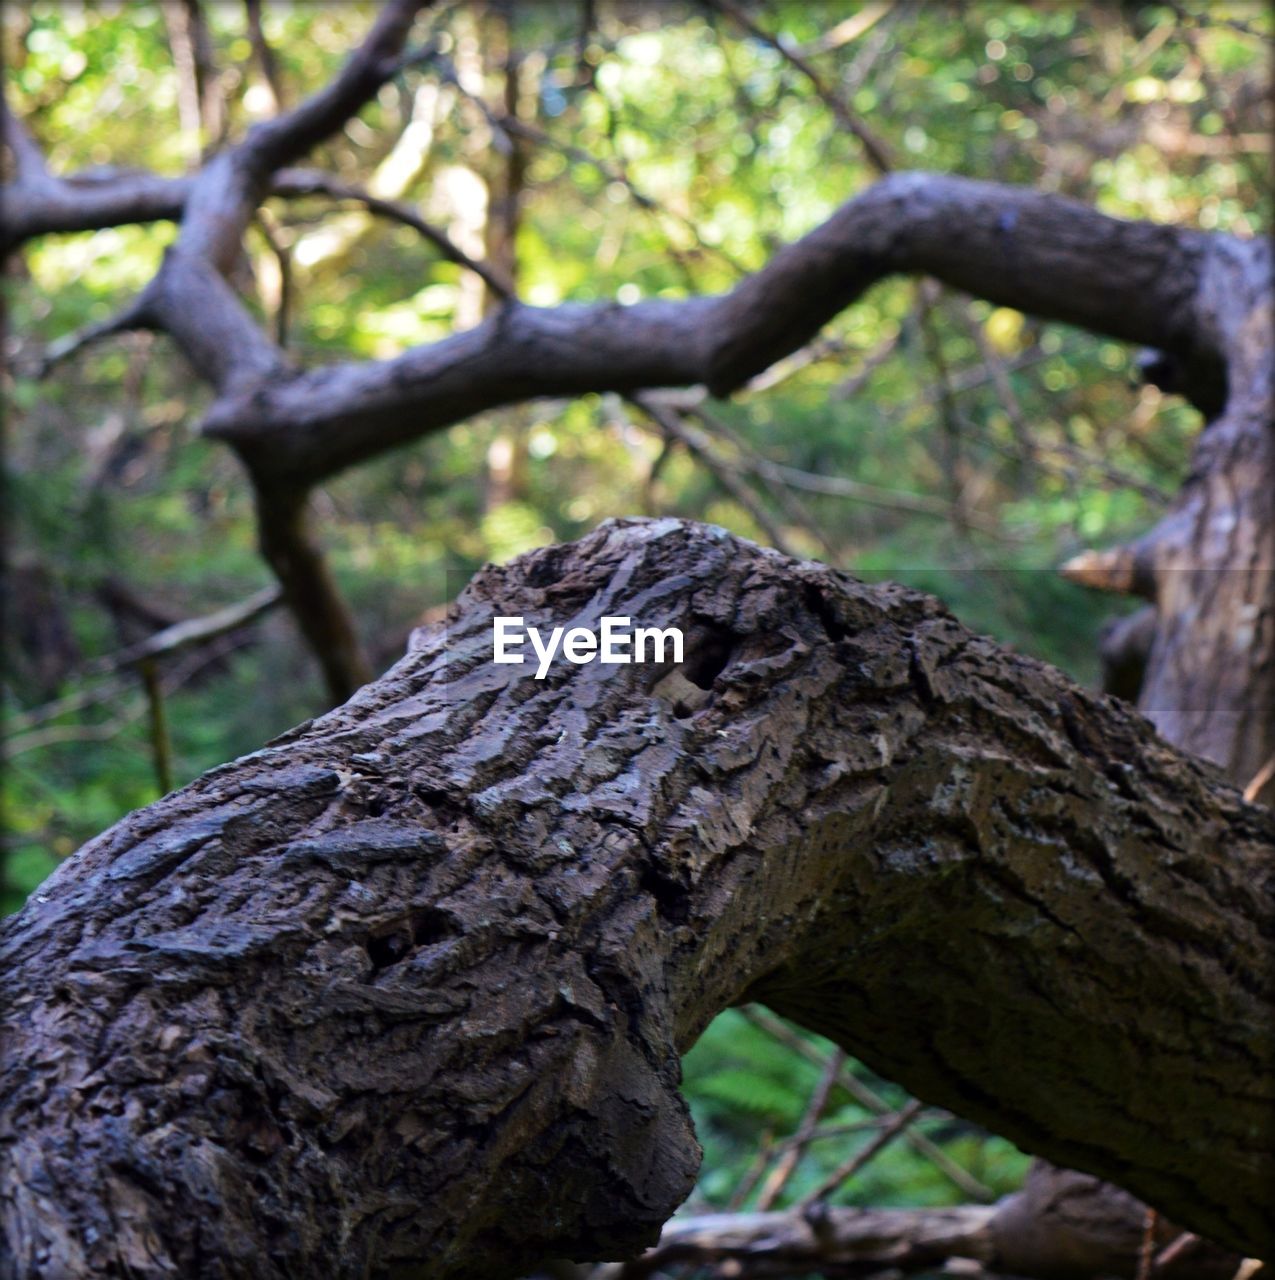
[103,585,283,671]
[245,0,287,111]
[622,1203,1000,1279]
[627,393,799,556]
[271,167,515,299]
[625,1165,1245,1280]
[196,172,1227,484]
[706,0,895,175]
[2,520,1271,1277]
[170,0,429,278]
[242,2,428,179]
[254,486,373,703]
[31,298,155,378]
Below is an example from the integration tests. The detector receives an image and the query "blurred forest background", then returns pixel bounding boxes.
[3,0,1270,1230]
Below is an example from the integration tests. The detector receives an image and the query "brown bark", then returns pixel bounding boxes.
[6,14,1274,1273]
[192,173,1227,484]
[254,487,372,704]
[2,519,1272,1279]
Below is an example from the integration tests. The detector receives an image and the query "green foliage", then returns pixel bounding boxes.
[682,1010,1032,1211]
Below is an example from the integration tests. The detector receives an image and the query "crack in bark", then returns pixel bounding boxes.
[3,519,1271,1278]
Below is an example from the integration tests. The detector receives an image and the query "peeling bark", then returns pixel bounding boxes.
[3,520,1272,1279]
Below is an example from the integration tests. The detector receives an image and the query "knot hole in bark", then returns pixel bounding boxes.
[682,624,736,690]
[654,623,738,718]
[804,582,848,641]
[366,907,457,973]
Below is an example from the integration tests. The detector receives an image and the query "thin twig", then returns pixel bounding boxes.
[800,1098,925,1207]
[727,1129,777,1212]
[1243,755,1275,803]
[1136,1207,1159,1280]
[706,0,894,175]
[139,657,175,796]
[790,4,893,59]
[916,279,970,533]
[33,299,153,378]
[435,53,748,277]
[6,631,254,757]
[273,168,516,300]
[95,585,283,674]
[683,401,840,559]
[253,208,294,347]
[756,1049,844,1209]
[626,394,797,556]
[244,0,286,110]
[741,1007,996,1203]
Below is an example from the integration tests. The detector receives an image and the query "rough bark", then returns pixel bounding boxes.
[3,519,1272,1279]
[5,11,1273,1271]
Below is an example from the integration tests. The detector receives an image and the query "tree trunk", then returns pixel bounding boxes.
[3,518,1272,1279]
[1064,238,1274,801]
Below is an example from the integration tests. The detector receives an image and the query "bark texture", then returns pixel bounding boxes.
[3,519,1272,1279]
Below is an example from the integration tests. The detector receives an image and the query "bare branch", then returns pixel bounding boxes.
[5,624,267,758]
[244,1,429,177]
[272,167,515,299]
[177,0,430,272]
[1242,755,1275,804]
[252,208,294,347]
[197,173,1228,485]
[741,1007,996,1204]
[1059,545,1156,599]
[754,1049,843,1210]
[2,165,194,253]
[162,0,226,161]
[245,0,287,111]
[790,3,893,58]
[627,393,798,556]
[707,0,894,175]
[4,588,281,750]
[1,99,50,179]
[802,1098,924,1206]
[32,298,154,378]
[433,52,749,277]
[681,402,842,560]
[622,1202,998,1279]
[254,487,372,703]
[145,248,288,393]
[103,585,283,672]
[625,1175,1244,1280]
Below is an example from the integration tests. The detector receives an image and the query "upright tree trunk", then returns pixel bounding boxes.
[1067,238,1275,800]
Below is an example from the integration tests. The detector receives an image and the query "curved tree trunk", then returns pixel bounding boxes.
[3,519,1272,1279]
